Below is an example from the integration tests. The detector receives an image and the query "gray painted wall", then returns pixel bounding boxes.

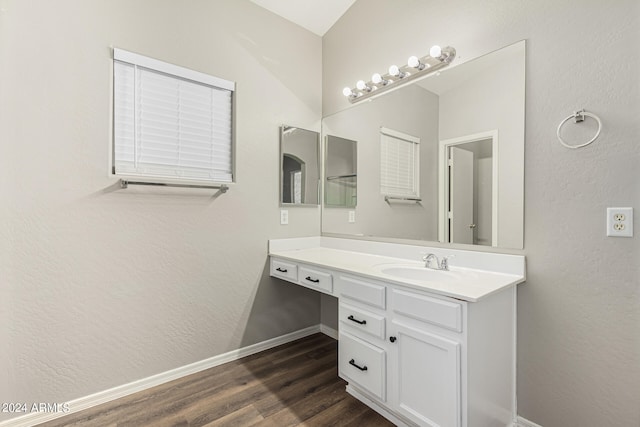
[0,0,322,421]
[323,1,640,426]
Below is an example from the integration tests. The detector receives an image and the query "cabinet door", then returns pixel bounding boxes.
[389,322,461,427]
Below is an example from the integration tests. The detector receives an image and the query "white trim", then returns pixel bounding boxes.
[113,48,235,91]
[514,416,544,427]
[438,130,499,246]
[0,325,321,427]
[320,324,339,340]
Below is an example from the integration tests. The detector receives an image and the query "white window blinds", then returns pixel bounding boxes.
[380,127,420,198]
[113,49,234,183]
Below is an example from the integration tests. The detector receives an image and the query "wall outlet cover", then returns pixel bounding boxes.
[280,209,289,225]
[606,207,633,237]
[348,210,356,223]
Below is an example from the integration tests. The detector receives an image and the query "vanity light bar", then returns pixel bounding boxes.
[342,45,456,104]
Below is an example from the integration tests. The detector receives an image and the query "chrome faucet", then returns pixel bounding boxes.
[423,253,439,269]
[422,253,453,271]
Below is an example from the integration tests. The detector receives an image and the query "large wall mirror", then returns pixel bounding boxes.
[280,125,320,206]
[322,41,525,249]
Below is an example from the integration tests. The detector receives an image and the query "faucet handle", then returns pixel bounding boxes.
[440,255,455,271]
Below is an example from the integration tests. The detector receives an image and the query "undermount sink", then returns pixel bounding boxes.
[374,263,467,282]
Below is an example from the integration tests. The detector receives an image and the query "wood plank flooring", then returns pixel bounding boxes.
[37,333,394,427]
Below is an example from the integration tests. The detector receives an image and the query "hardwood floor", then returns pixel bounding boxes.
[37,333,394,427]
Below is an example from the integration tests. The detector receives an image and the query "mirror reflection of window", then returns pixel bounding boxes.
[380,128,420,199]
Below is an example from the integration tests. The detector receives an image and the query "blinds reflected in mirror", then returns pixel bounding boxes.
[380,127,420,198]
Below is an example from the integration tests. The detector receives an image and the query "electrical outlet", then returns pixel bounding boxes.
[280,209,289,225]
[348,210,356,223]
[613,213,626,221]
[607,207,633,237]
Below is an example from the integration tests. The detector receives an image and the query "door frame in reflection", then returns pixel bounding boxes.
[438,130,498,246]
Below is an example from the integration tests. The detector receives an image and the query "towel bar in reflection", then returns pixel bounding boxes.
[384,195,421,203]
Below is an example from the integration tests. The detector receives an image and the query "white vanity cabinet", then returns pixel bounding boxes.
[268,239,524,427]
[335,274,467,427]
[335,274,515,427]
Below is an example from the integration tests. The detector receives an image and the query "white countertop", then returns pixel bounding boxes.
[269,238,526,302]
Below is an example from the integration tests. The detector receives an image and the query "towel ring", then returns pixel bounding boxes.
[556,109,602,149]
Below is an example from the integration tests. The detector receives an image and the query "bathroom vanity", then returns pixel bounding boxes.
[269,237,525,427]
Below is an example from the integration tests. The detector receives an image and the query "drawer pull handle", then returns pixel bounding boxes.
[349,359,368,372]
[347,315,367,325]
[276,267,288,273]
[305,276,320,283]
[389,336,397,343]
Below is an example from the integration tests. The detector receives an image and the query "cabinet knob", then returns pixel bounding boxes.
[389,336,397,343]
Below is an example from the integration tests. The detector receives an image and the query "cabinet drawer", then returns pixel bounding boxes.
[270,258,298,283]
[339,302,385,340]
[338,331,386,401]
[299,265,333,294]
[392,289,463,332]
[338,275,386,309]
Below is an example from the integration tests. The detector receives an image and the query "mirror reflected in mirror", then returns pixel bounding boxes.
[322,41,525,249]
[280,125,320,206]
[325,135,357,208]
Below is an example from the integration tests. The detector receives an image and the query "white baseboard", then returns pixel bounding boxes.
[514,416,544,427]
[320,324,338,340]
[0,325,322,427]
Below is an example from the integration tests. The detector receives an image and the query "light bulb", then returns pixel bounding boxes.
[343,87,354,97]
[389,65,409,79]
[429,45,442,59]
[407,55,427,70]
[372,73,388,85]
[356,80,371,91]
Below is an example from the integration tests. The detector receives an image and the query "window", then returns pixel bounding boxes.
[380,127,420,198]
[112,49,234,183]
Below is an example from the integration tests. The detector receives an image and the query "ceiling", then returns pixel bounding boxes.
[250,0,356,36]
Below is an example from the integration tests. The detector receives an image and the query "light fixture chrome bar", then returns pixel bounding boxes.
[344,46,456,104]
[384,195,422,203]
[120,179,229,192]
